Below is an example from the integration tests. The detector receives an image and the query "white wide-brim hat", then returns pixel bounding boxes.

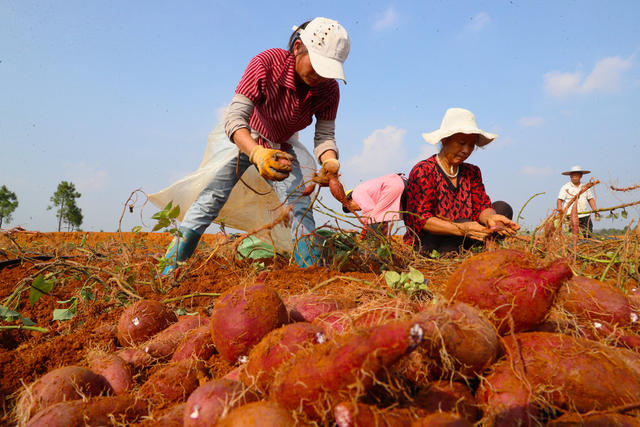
[421,107,497,147]
[296,17,350,83]
[561,165,591,175]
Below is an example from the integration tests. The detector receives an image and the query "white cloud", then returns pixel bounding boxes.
[521,165,553,176]
[373,6,398,31]
[466,12,491,32]
[544,56,633,98]
[519,116,544,127]
[346,126,407,176]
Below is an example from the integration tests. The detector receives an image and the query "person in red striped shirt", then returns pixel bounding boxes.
[162,17,350,274]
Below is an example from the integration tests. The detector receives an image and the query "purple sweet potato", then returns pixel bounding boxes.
[16,365,112,422]
[141,315,207,359]
[333,401,414,427]
[117,299,177,346]
[172,324,216,362]
[285,293,356,322]
[269,320,424,420]
[210,282,289,363]
[556,276,638,327]
[444,249,573,333]
[139,359,207,404]
[183,378,259,427]
[25,396,145,427]
[215,401,295,427]
[412,380,480,422]
[116,347,154,369]
[87,350,133,395]
[240,322,325,392]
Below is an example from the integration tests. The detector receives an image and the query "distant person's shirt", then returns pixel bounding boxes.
[403,155,491,245]
[557,182,594,218]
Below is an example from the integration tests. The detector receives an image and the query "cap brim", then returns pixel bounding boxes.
[421,129,497,146]
[562,170,590,175]
[308,50,346,83]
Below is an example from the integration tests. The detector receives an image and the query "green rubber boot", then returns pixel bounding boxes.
[161,226,201,275]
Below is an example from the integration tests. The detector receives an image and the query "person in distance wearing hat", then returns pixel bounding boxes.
[160,18,351,273]
[403,108,519,255]
[557,165,600,237]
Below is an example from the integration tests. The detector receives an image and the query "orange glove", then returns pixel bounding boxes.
[249,146,294,181]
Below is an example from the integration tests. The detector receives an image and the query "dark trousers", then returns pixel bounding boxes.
[578,216,593,237]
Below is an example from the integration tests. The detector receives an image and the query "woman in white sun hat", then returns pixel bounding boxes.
[158,17,350,273]
[557,165,600,237]
[403,108,519,254]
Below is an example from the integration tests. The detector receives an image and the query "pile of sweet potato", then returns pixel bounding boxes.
[13,249,640,426]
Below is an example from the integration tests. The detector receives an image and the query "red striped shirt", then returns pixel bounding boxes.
[235,48,340,148]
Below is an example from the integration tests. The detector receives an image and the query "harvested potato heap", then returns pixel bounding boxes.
[13,248,640,426]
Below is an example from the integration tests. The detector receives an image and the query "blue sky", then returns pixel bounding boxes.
[2,1,639,233]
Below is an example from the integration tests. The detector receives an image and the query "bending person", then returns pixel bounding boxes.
[162,17,351,274]
[403,108,519,254]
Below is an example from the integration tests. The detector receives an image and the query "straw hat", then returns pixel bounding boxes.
[561,165,591,176]
[421,108,497,147]
[295,17,350,83]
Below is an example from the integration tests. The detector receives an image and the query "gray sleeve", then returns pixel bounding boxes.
[314,119,339,162]
[224,94,254,141]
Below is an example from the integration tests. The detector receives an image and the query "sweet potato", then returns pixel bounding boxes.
[210,282,289,363]
[333,401,414,427]
[183,378,259,427]
[311,309,353,336]
[479,332,640,424]
[139,359,207,404]
[156,403,186,427]
[547,412,640,426]
[117,299,177,346]
[411,412,473,427]
[142,315,207,359]
[87,350,133,395]
[285,293,356,322]
[412,380,480,422]
[269,320,424,420]
[556,276,638,328]
[172,324,216,362]
[25,396,145,427]
[444,249,572,333]
[240,322,325,392]
[116,347,154,369]
[215,400,295,427]
[16,365,112,422]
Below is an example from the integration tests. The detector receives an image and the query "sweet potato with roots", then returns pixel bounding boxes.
[15,365,112,422]
[210,282,289,363]
[172,324,217,362]
[117,299,177,346]
[479,332,640,425]
[142,315,207,359]
[411,412,473,427]
[87,350,133,395]
[411,380,480,422]
[285,293,356,322]
[139,359,207,404]
[156,403,186,427]
[25,395,145,427]
[216,400,296,426]
[444,249,573,333]
[269,320,424,420]
[240,322,325,393]
[547,412,640,426]
[116,347,154,369]
[183,378,259,427]
[333,401,414,427]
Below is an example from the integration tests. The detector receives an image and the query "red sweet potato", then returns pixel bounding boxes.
[333,401,414,427]
[87,350,133,395]
[269,320,424,420]
[412,380,480,422]
[411,412,473,427]
[556,276,638,328]
[215,400,295,426]
[312,309,353,336]
[547,412,640,426]
[240,322,325,392]
[139,359,207,404]
[285,293,356,322]
[142,315,207,359]
[183,378,259,427]
[479,332,640,425]
[444,249,573,333]
[210,282,289,363]
[156,403,186,427]
[16,365,112,422]
[25,396,145,427]
[117,299,177,346]
[172,324,216,362]
[116,347,154,369]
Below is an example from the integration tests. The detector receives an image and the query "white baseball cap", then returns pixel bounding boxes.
[294,17,350,83]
